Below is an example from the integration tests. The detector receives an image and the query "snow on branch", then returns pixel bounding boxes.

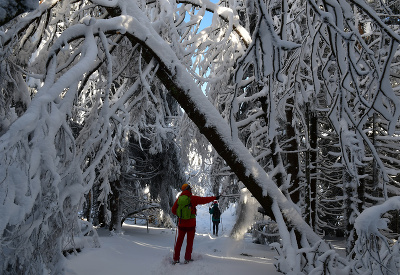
[352,197,400,274]
[176,0,251,47]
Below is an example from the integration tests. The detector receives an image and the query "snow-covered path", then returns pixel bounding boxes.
[65,205,280,274]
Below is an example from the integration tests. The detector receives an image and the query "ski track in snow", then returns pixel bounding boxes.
[65,204,280,274]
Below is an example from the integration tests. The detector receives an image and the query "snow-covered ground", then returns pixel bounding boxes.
[65,203,280,274]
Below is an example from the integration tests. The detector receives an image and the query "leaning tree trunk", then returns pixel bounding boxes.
[129,29,327,250]
[100,5,325,250]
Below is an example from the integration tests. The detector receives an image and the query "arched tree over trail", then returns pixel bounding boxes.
[2,0,400,274]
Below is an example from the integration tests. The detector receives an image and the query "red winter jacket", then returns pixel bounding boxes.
[172,190,216,228]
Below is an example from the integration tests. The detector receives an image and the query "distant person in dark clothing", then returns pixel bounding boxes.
[209,200,221,236]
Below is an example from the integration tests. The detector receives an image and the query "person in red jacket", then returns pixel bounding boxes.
[171,183,218,264]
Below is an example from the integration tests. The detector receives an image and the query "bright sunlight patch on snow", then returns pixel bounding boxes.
[65,204,280,275]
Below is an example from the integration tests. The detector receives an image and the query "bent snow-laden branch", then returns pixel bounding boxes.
[98,3,329,250]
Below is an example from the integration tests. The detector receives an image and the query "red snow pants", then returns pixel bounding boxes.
[173,226,195,261]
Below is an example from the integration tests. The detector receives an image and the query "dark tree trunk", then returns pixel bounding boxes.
[344,171,357,256]
[309,108,318,230]
[97,203,106,228]
[84,190,92,222]
[109,179,122,232]
[286,97,300,204]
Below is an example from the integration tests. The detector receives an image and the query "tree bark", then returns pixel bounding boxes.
[309,108,318,230]
[109,179,122,232]
[286,97,300,204]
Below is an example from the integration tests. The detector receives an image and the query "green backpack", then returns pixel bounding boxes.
[176,195,196,219]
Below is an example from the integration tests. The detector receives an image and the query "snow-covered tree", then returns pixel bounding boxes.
[2,0,400,274]
[0,0,38,25]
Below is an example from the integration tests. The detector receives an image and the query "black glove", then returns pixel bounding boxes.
[216,195,220,200]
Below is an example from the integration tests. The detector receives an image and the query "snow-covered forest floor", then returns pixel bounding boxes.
[65,204,284,274]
